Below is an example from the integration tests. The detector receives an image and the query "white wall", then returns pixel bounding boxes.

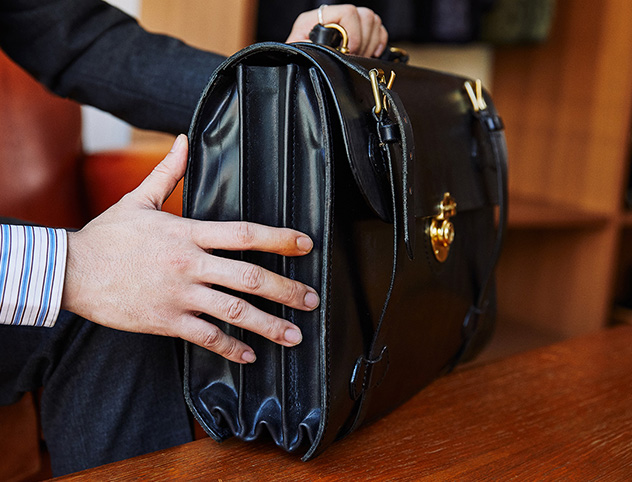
[81,0,140,153]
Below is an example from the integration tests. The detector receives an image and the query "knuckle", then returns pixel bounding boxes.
[241,264,264,292]
[225,298,248,324]
[200,325,223,349]
[119,192,135,205]
[165,250,195,274]
[263,317,284,340]
[222,337,240,359]
[279,280,302,306]
[357,6,371,18]
[357,7,375,23]
[235,222,256,248]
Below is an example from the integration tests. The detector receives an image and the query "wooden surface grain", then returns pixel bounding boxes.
[57,326,632,480]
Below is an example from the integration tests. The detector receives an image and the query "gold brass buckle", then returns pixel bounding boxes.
[429,193,457,262]
[369,68,396,116]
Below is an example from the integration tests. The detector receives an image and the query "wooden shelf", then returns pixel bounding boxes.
[508,196,610,230]
[612,305,632,325]
[620,210,632,227]
[490,0,632,340]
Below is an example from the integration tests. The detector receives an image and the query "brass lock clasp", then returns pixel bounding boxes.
[429,193,457,262]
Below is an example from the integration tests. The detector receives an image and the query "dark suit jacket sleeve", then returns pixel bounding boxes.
[0,0,226,134]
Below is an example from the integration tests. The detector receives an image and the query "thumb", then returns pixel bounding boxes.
[132,134,188,210]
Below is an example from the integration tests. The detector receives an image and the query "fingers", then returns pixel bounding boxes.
[285,4,389,58]
[191,220,314,257]
[333,5,364,55]
[328,5,388,57]
[183,220,319,363]
[356,8,377,57]
[375,25,389,57]
[132,134,188,210]
[179,283,309,364]
[357,8,387,58]
[201,255,320,311]
[177,315,258,364]
[192,285,305,345]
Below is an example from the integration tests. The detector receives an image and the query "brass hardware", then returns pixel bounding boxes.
[464,79,487,112]
[369,68,396,116]
[429,193,457,262]
[387,46,409,62]
[386,70,396,90]
[369,69,384,114]
[323,23,350,54]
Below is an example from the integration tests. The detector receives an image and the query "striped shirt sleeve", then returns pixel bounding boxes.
[0,224,68,327]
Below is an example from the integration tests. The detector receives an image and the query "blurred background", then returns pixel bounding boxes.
[6,0,632,479]
[89,0,556,152]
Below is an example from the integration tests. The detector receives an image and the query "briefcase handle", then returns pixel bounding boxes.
[309,23,409,63]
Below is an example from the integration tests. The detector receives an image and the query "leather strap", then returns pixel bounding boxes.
[453,109,508,364]
[346,111,401,434]
[347,88,412,432]
[300,43,417,259]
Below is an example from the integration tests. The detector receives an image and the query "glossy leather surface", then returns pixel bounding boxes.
[183,42,507,460]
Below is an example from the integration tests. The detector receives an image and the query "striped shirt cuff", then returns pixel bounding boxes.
[0,225,67,327]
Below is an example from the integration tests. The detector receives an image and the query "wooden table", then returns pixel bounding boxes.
[57,325,632,480]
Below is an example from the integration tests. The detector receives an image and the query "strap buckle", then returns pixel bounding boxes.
[349,346,390,401]
[369,68,396,116]
[464,79,488,112]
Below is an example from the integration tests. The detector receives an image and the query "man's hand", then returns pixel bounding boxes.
[62,135,319,364]
[286,4,388,58]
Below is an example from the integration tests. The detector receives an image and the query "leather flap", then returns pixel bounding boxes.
[289,43,502,221]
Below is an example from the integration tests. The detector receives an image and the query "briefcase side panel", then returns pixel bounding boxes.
[184,60,336,455]
[184,77,243,443]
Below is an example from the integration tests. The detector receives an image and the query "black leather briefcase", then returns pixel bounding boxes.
[183,38,507,460]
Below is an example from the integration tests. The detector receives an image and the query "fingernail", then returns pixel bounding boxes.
[242,351,256,363]
[170,134,185,152]
[296,236,313,253]
[374,43,385,58]
[304,291,320,309]
[284,328,303,345]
